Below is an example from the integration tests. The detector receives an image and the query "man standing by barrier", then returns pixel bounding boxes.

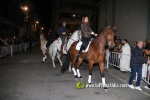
[128,41,150,90]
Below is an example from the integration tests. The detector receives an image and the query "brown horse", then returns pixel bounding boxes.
[61,27,115,89]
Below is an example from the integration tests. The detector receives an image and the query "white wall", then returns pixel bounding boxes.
[98,0,149,42]
[98,0,113,31]
[115,0,148,41]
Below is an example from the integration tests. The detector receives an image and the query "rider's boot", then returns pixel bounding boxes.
[60,44,63,55]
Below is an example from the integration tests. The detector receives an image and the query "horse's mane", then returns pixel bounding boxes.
[98,26,114,36]
[99,28,105,33]
[98,27,107,35]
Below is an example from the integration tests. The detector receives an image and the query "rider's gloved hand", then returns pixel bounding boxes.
[91,32,97,37]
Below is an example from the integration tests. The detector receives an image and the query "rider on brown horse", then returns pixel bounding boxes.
[76,16,96,58]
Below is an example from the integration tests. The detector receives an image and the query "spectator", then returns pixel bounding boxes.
[119,39,131,72]
[128,41,150,90]
[132,41,137,50]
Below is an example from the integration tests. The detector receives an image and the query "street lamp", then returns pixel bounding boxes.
[35,21,39,31]
[36,21,39,24]
[41,27,44,33]
[21,6,28,11]
[21,6,29,20]
[41,27,44,30]
[73,14,76,17]
[21,5,29,38]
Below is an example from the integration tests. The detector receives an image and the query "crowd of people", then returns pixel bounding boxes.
[109,36,150,90]
[0,37,34,46]
[0,37,36,57]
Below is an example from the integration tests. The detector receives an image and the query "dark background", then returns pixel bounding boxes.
[33,0,53,31]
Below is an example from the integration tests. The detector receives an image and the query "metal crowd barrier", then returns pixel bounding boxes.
[106,50,150,85]
[142,57,150,85]
[0,43,30,58]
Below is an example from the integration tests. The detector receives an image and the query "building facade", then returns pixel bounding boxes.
[0,0,40,40]
[98,0,150,43]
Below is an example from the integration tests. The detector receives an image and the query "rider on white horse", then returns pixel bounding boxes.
[57,22,70,55]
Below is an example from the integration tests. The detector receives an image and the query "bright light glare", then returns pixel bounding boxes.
[73,14,76,17]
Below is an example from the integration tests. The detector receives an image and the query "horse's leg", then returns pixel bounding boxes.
[71,57,78,80]
[52,49,57,69]
[45,51,47,61]
[76,58,83,79]
[99,61,107,89]
[69,62,72,73]
[56,52,62,67]
[42,50,46,63]
[88,62,93,84]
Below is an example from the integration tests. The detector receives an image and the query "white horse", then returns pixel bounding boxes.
[40,33,47,63]
[49,30,82,68]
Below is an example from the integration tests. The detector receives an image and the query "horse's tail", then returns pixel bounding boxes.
[60,51,72,73]
[48,44,53,58]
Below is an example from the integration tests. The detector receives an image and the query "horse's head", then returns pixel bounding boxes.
[71,30,82,41]
[105,27,116,49]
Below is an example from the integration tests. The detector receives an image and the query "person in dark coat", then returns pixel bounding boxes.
[128,41,150,90]
[46,29,54,48]
[57,22,69,54]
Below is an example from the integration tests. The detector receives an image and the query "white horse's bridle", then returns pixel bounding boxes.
[69,30,82,42]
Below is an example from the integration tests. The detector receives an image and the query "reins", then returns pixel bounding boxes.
[96,30,114,46]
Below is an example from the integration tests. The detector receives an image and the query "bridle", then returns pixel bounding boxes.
[97,31,114,46]
[69,30,82,42]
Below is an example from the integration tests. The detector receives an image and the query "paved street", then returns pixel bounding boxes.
[0,46,150,100]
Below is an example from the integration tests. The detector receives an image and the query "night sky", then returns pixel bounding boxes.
[33,0,53,32]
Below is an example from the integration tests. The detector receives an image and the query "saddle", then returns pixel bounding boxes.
[76,39,93,52]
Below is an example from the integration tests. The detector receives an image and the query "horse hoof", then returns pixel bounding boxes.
[104,87,108,90]
[74,75,78,81]
[53,67,57,69]
[104,87,108,92]
[79,76,83,80]
[86,83,91,88]
[42,61,44,63]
